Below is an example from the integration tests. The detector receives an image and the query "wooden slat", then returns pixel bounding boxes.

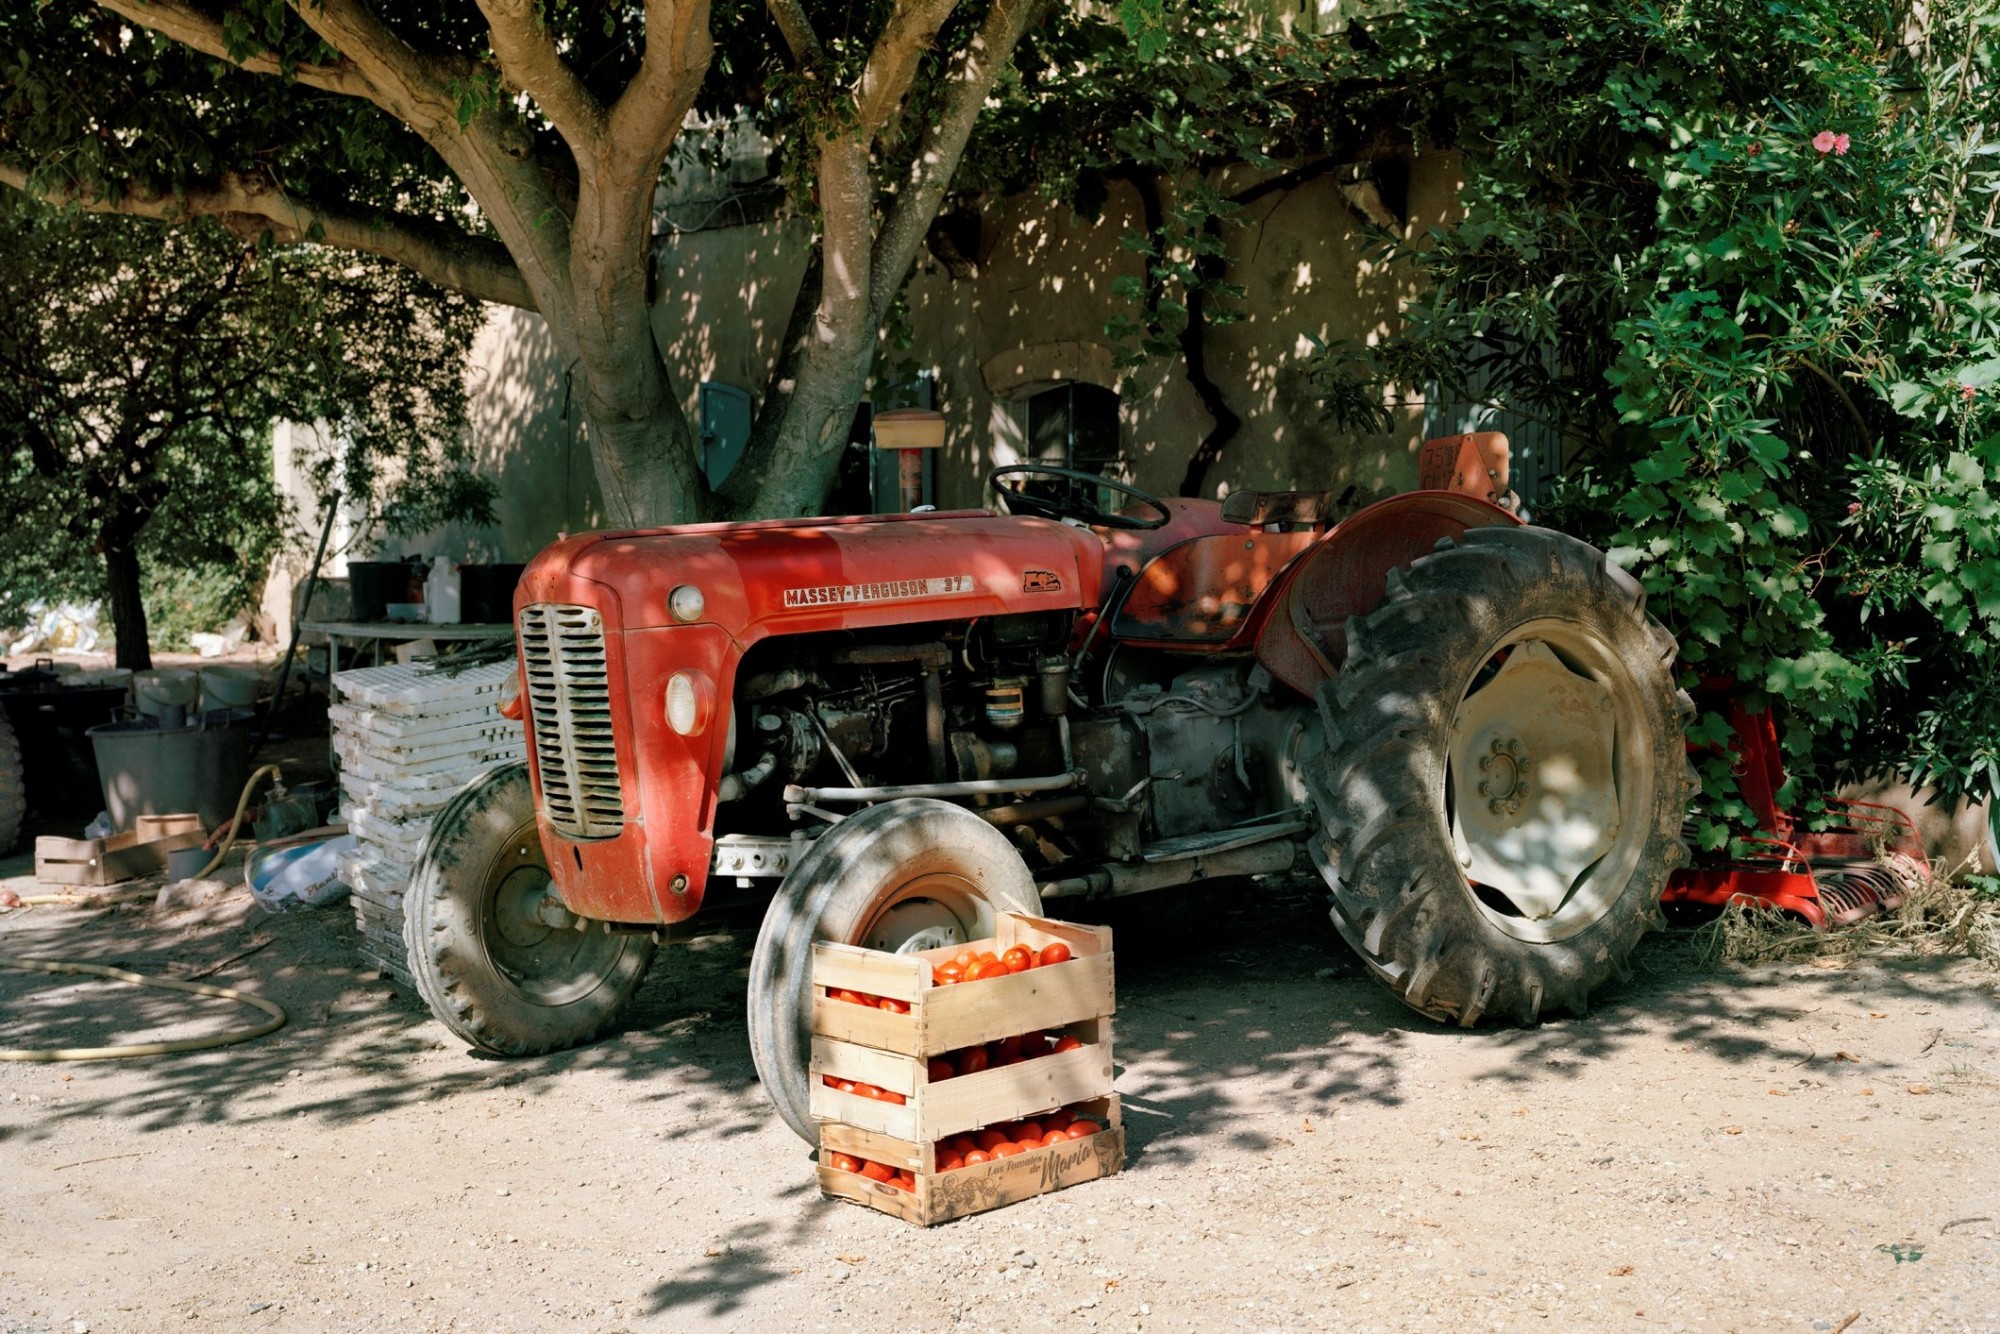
[816,1099,1125,1227]
[917,955,1114,1054]
[810,1041,1114,1141]
[811,941,925,1001]
[817,1122,932,1174]
[809,1036,918,1095]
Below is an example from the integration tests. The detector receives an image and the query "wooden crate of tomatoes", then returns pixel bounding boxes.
[810,913,1125,1226]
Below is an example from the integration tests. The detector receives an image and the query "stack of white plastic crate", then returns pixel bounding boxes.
[330,659,525,988]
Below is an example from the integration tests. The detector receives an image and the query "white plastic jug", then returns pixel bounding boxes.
[425,556,463,625]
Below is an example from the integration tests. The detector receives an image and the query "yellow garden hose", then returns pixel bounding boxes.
[0,955,286,1061]
[0,765,292,1059]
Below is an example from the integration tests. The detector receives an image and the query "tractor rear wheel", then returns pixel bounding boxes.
[747,798,1042,1144]
[404,763,655,1055]
[0,709,22,855]
[1312,525,1695,1025]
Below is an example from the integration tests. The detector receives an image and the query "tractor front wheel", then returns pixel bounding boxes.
[1312,525,1695,1025]
[746,798,1042,1144]
[404,763,656,1055]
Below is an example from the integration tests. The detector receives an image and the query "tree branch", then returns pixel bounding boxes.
[856,0,960,136]
[473,0,607,148]
[97,0,373,97]
[277,0,471,136]
[0,165,535,310]
[765,0,824,66]
[606,0,714,155]
[868,0,1046,329]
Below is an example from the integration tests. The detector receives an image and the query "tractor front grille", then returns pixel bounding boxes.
[517,602,625,839]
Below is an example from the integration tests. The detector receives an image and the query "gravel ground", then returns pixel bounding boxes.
[2,858,1997,1333]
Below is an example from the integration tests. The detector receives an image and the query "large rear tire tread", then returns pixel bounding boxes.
[747,798,1041,1145]
[0,710,22,856]
[1311,525,1695,1027]
[404,762,655,1057]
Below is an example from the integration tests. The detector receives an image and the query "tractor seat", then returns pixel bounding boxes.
[1218,489,1336,529]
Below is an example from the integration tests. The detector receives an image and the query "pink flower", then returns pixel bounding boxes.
[1813,130,1838,154]
[1961,383,1978,402]
[1747,141,1762,156]
[1834,133,1851,155]
[1847,502,1862,515]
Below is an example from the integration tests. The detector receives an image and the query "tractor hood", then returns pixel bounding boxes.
[518,509,1105,641]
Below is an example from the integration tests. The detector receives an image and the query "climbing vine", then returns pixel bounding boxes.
[1322,0,2000,825]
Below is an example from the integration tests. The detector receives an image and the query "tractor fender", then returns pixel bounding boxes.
[1252,490,1520,699]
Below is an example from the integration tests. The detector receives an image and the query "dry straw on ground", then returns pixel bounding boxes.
[1694,876,2000,969]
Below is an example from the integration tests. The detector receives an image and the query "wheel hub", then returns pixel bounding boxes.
[1450,640,1621,920]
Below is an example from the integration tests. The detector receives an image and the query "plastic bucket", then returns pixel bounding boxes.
[349,561,420,623]
[134,669,200,719]
[87,709,252,832]
[199,665,261,710]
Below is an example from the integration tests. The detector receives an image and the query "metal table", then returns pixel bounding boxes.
[299,621,514,680]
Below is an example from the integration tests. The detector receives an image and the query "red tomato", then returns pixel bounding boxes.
[878,1089,907,1106]
[1043,1107,1075,1130]
[963,1149,990,1166]
[938,1152,965,1172]
[859,1159,894,1182]
[975,1128,1008,1152]
[822,1075,839,1088]
[827,1151,862,1173]
[1014,1120,1044,1143]
[1000,945,1033,973]
[937,960,967,984]
[951,949,977,968]
[891,1172,916,1192]
[975,951,1001,971]
[834,988,869,1006]
[852,1083,879,1100]
[1040,1130,1069,1148]
[994,1034,1023,1063]
[926,1056,956,1083]
[1065,1120,1102,1139]
[1052,1035,1083,1053]
[1037,942,1073,967]
[879,996,911,1014]
[835,1079,858,1095]
[958,1046,991,1075]
[992,1142,1025,1158]
[945,1134,978,1157]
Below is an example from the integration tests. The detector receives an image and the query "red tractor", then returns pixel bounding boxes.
[403,445,1695,1143]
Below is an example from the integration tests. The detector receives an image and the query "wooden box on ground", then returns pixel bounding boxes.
[35,814,207,887]
[810,913,1121,1224]
[818,1094,1125,1226]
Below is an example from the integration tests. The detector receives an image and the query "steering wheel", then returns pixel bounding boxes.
[987,464,1172,531]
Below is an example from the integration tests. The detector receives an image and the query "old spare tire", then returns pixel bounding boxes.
[0,708,22,855]
[1311,525,1695,1025]
[746,798,1042,1144]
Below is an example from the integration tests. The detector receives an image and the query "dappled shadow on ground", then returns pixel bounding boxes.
[4,856,1991,1320]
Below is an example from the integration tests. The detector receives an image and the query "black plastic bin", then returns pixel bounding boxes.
[460,564,525,624]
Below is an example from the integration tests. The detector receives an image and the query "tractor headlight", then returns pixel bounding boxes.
[665,671,714,735]
[668,584,706,623]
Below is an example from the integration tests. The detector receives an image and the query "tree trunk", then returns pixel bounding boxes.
[102,508,150,672]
